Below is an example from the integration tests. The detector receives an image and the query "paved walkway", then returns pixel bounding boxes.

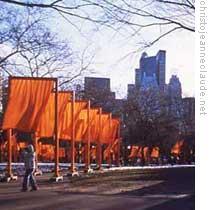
[0,167,195,210]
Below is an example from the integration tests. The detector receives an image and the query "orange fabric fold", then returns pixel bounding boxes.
[2,77,54,132]
[59,101,88,140]
[89,110,101,142]
[103,146,109,160]
[59,148,65,158]
[171,140,184,155]
[136,146,143,158]
[80,109,99,142]
[100,114,110,144]
[36,92,71,137]
[129,146,139,158]
[143,147,149,161]
[151,147,160,158]
[109,118,120,144]
[90,147,97,160]
[111,139,119,153]
[103,117,120,159]
[40,144,54,161]
[104,138,119,160]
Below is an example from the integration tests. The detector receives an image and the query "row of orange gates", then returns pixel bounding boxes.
[128,146,160,161]
[128,141,186,161]
[0,77,121,180]
[0,140,119,163]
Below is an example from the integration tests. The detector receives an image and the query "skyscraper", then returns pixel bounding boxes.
[135,50,166,91]
[166,75,183,118]
[168,75,182,98]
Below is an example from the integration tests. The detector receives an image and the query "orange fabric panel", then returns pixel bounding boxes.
[109,118,120,144]
[59,148,65,158]
[90,147,96,160]
[18,142,27,150]
[111,139,119,152]
[80,146,85,154]
[81,109,99,142]
[38,141,42,154]
[132,146,150,159]
[75,118,85,141]
[105,139,118,161]
[103,145,110,160]
[151,147,160,158]
[59,102,72,140]
[75,109,88,141]
[2,78,54,132]
[129,146,139,158]
[75,108,99,141]
[136,147,143,158]
[143,147,149,161]
[89,111,101,142]
[100,114,110,144]
[171,140,184,155]
[80,146,86,162]
[36,92,71,137]
[41,144,54,161]
[59,101,87,140]
[10,134,17,147]
[103,118,120,158]
[102,118,120,146]
[105,138,119,158]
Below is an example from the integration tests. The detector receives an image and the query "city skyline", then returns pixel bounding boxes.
[82,48,193,100]
[52,15,194,99]
[0,2,195,209]
[0,2,195,99]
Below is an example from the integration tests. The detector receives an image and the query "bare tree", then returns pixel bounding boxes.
[0,4,97,82]
[169,96,195,142]
[0,5,74,77]
[124,87,181,164]
[58,46,97,90]
[0,0,195,49]
[0,4,97,114]
[86,0,195,48]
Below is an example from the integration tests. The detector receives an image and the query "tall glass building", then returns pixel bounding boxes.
[135,50,166,92]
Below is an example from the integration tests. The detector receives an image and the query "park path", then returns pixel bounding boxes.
[0,167,194,210]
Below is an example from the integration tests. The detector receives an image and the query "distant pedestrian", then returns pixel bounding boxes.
[137,158,141,166]
[21,144,38,192]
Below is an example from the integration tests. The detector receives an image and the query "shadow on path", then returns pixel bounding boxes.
[145,195,195,210]
[116,167,195,197]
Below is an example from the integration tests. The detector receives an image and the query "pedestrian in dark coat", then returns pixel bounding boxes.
[21,144,38,191]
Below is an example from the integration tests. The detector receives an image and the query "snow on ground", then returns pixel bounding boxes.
[103,165,195,171]
[0,162,195,171]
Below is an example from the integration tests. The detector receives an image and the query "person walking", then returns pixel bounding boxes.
[21,144,38,192]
